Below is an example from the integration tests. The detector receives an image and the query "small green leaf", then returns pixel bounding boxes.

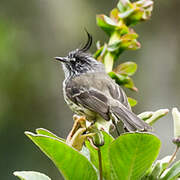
[119,8,135,19]
[146,109,169,125]
[107,33,139,53]
[13,171,51,180]
[127,97,138,107]
[109,133,161,180]
[138,111,153,121]
[145,156,172,179]
[149,162,161,180]
[125,9,144,26]
[110,8,119,22]
[96,14,117,35]
[36,128,65,141]
[124,77,138,91]
[108,71,138,91]
[25,132,97,180]
[86,131,114,180]
[161,160,180,180]
[107,40,122,52]
[114,62,137,76]
[94,45,106,60]
[117,0,131,13]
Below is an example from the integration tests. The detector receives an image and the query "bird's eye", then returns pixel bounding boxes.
[70,58,76,62]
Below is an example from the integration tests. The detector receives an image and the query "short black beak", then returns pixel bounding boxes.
[54,56,67,63]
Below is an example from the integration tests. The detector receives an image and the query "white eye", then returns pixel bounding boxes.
[70,58,76,62]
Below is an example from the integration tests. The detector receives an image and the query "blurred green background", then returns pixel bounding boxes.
[0,0,180,179]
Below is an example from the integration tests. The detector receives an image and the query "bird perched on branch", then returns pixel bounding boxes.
[55,31,152,135]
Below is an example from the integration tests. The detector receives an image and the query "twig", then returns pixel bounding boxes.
[98,148,103,180]
[159,146,179,177]
[87,137,99,150]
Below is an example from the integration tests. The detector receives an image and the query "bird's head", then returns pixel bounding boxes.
[55,31,105,79]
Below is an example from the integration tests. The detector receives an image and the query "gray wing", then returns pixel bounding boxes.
[65,73,152,132]
[107,83,131,110]
[66,86,110,121]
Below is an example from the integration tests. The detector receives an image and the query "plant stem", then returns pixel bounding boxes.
[104,52,114,73]
[98,148,103,180]
[159,145,179,177]
[168,146,179,166]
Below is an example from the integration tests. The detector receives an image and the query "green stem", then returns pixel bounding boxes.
[103,31,120,73]
[104,52,114,73]
[98,148,103,180]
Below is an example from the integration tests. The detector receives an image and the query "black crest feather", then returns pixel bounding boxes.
[79,30,92,52]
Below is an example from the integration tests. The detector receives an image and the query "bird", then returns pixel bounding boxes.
[55,31,152,135]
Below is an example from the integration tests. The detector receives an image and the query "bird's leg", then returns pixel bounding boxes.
[66,115,86,142]
[66,115,95,151]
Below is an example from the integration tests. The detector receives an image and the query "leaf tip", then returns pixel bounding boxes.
[35,128,45,133]
[24,131,36,138]
[13,171,18,176]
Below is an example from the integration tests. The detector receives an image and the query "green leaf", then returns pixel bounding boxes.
[86,131,114,180]
[109,71,138,91]
[13,171,51,180]
[127,97,138,107]
[117,0,131,13]
[110,8,119,22]
[107,40,122,52]
[114,62,137,76]
[96,14,117,35]
[93,45,106,60]
[138,111,153,121]
[25,132,97,180]
[145,156,172,180]
[109,133,161,180]
[107,34,139,53]
[119,8,135,19]
[146,109,169,125]
[36,128,65,141]
[161,160,180,180]
[124,77,138,91]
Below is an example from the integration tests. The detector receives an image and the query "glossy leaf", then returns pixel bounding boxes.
[94,45,107,60]
[96,14,117,35]
[117,0,131,13]
[109,71,137,91]
[109,133,161,180]
[146,109,169,125]
[25,132,97,180]
[107,40,122,52]
[107,34,139,53]
[114,61,137,76]
[161,160,180,180]
[110,8,119,22]
[145,156,172,180]
[127,97,137,107]
[36,128,65,141]
[86,131,114,180]
[138,111,153,121]
[118,0,153,26]
[119,8,135,19]
[13,171,51,180]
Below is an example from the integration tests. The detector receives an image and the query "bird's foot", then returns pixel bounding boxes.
[66,115,95,151]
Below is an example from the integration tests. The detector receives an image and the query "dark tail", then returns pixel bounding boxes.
[111,105,152,132]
